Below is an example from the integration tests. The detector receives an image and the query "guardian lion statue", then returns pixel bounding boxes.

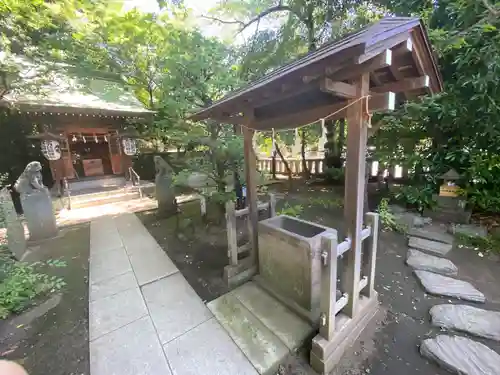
[14,161,46,195]
[154,156,177,217]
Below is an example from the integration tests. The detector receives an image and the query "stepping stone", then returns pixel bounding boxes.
[408,236,452,256]
[420,335,500,375]
[430,304,500,341]
[414,270,485,303]
[408,227,454,244]
[406,249,458,276]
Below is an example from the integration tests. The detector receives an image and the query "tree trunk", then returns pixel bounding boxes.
[275,142,292,181]
[338,119,345,160]
[271,129,276,179]
[300,129,310,179]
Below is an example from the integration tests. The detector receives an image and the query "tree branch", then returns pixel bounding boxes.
[201,15,245,27]
[238,4,306,34]
[482,0,500,16]
[205,3,306,35]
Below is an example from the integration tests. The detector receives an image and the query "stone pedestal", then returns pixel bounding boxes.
[21,190,58,241]
[0,190,27,259]
[424,195,471,224]
[155,175,177,217]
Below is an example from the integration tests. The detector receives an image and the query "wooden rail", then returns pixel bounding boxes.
[317,212,379,341]
[257,156,409,179]
[224,193,276,286]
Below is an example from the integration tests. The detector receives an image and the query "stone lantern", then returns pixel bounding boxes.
[424,168,471,223]
[438,169,461,197]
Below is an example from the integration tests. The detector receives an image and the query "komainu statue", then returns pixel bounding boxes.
[14,161,57,240]
[14,161,46,195]
[154,156,178,217]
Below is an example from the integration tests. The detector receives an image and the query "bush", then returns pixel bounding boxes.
[277,203,303,217]
[309,196,344,209]
[0,259,66,319]
[393,185,436,212]
[323,167,345,183]
[377,198,407,233]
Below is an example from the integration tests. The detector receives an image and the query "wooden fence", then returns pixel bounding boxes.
[257,156,408,179]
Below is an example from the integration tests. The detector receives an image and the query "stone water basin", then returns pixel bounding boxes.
[257,215,336,317]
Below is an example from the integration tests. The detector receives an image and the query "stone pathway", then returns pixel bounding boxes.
[406,223,500,374]
[89,213,258,375]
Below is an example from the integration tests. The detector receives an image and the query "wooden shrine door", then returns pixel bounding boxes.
[108,133,123,175]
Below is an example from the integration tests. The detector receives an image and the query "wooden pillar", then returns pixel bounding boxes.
[225,200,238,266]
[242,114,259,264]
[362,212,379,298]
[343,72,370,317]
[319,231,338,341]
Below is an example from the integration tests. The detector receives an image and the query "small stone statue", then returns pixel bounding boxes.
[14,161,57,241]
[154,156,177,217]
[14,161,46,195]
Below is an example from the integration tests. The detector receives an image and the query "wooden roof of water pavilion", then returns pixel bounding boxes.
[190,17,442,130]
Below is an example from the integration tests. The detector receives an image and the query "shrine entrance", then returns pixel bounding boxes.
[70,134,113,177]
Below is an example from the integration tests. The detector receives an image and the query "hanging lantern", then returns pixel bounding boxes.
[121,137,137,156]
[40,140,61,161]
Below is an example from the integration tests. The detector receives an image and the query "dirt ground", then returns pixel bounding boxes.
[0,224,90,375]
[140,182,500,375]
[139,200,232,302]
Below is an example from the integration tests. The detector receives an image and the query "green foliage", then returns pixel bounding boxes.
[455,232,500,254]
[210,0,388,79]
[377,198,407,233]
[459,153,500,213]
[0,259,66,319]
[371,0,500,214]
[393,185,436,212]
[309,196,344,209]
[323,167,345,183]
[277,203,303,217]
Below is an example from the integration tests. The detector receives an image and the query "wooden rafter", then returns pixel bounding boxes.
[391,38,413,57]
[335,49,392,82]
[320,79,357,98]
[371,75,429,94]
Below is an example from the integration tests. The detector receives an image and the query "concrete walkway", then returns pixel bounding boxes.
[89,213,258,375]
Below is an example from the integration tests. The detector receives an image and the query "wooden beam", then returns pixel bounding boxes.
[409,31,427,78]
[371,75,430,94]
[253,91,395,131]
[343,72,370,318]
[242,112,259,264]
[334,49,392,82]
[250,81,317,109]
[220,115,246,125]
[253,101,345,130]
[391,38,413,57]
[320,79,357,98]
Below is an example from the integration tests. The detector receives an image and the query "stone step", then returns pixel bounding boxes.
[408,227,454,244]
[420,335,500,375]
[408,236,452,257]
[71,190,140,209]
[207,281,315,375]
[430,304,500,342]
[406,249,458,276]
[414,270,485,303]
